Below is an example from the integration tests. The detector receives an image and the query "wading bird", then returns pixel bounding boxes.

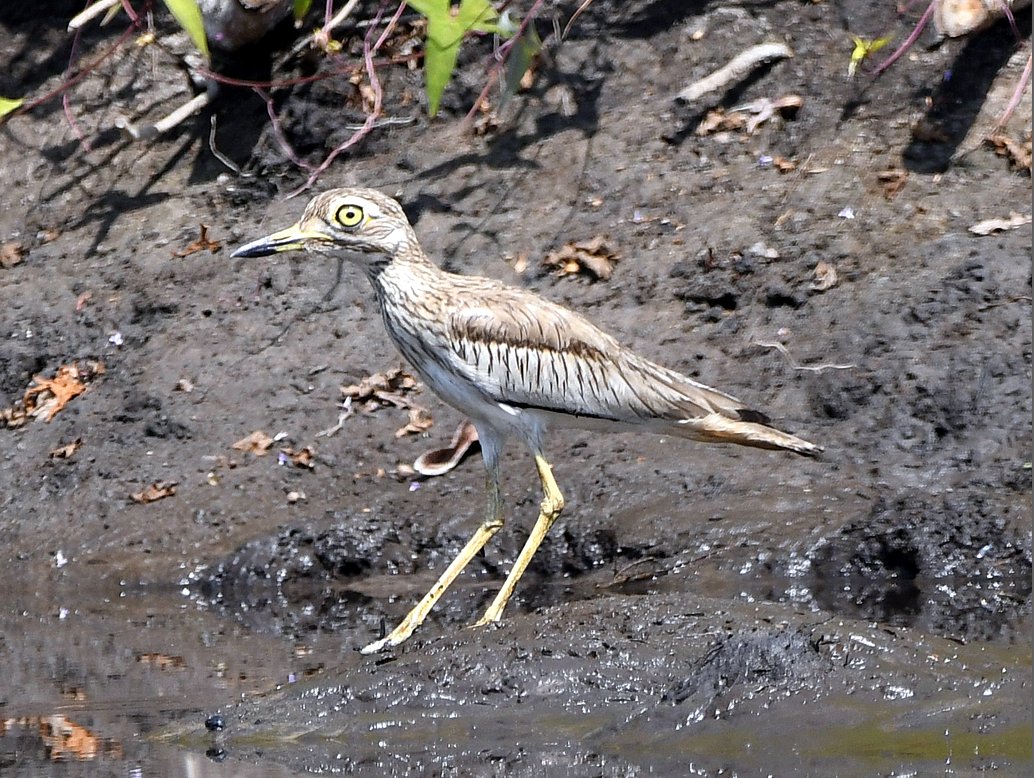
[232,188,820,653]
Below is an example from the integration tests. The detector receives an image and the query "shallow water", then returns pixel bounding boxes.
[2,565,1030,777]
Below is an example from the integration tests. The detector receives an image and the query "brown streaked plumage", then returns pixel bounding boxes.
[232,187,821,654]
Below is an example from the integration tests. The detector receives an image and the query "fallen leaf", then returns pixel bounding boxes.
[772,155,797,172]
[341,368,434,437]
[543,236,620,281]
[232,430,274,455]
[75,291,93,311]
[1,362,105,427]
[695,108,746,136]
[49,438,83,459]
[341,368,419,406]
[174,377,195,393]
[986,132,1032,172]
[131,481,177,504]
[136,652,186,669]
[395,406,434,438]
[172,224,221,257]
[1,241,25,268]
[810,260,839,291]
[968,212,1032,235]
[280,446,315,469]
[413,420,480,476]
[877,168,909,198]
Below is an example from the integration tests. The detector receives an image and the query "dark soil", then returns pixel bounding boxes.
[0,1,1030,775]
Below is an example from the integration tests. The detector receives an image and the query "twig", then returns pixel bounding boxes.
[116,90,211,139]
[208,115,253,176]
[317,398,354,437]
[290,0,363,56]
[674,42,794,103]
[562,0,596,40]
[68,0,122,30]
[595,557,662,589]
[752,340,856,372]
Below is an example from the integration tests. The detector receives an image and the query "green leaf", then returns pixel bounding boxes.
[293,0,313,22]
[406,0,503,115]
[499,24,541,109]
[162,0,209,60]
[424,36,462,116]
[0,96,23,120]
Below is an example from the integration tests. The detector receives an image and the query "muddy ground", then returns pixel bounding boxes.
[0,1,1031,775]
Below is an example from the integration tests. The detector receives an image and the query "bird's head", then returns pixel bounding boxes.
[231,188,416,261]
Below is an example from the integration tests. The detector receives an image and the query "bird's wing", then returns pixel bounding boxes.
[445,289,748,425]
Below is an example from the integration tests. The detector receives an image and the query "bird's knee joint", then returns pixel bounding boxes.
[482,519,504,533]
[540,494,564,517]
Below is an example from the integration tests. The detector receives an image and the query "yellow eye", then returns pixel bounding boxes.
[335,204,364,228]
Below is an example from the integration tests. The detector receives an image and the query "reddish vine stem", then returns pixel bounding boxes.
[287,1,405,196]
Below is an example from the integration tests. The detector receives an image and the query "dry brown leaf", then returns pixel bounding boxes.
[281,446,315,469]
[131,481,177,504]
[772,155,797,172]
[341,368,421,410]
[2,362,105,427]
[49,438,83,459]
[543,236,620,281]
[75,291,93,312]
[15,715,117,761]
[810,260,839,291]
[695,108,746,136]
[174,377,195,393]
[877,168,909,198]
[986,132,1032,172]
[341,368,433,437]
[414,419,480,476]
[137,652,186,669]
[172,224,221,257]
[1,241,25,268]
[395,406,434,438]
[232,430,274,455]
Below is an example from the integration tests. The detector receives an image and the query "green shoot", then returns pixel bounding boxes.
[406,0,504,116]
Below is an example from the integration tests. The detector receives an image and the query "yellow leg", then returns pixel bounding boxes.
[360,466,505,654]
[359,518,502,654]
[472,454,565,628]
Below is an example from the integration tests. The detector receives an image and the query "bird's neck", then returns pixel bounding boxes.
[366,242,447,308]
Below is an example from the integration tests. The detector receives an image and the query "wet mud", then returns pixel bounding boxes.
[0,0,1031,775]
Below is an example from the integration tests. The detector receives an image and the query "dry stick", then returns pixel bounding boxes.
[752,340,856,373]
[674,42,794,103]
[562,0,596,40]
[67,0,123,30]
[118,91,211,139]
[288,0,364,57]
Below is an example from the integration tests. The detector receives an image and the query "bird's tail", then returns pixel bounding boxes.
[674,411,822,457]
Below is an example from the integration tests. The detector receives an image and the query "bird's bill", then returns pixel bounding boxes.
[230,224,329,258]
